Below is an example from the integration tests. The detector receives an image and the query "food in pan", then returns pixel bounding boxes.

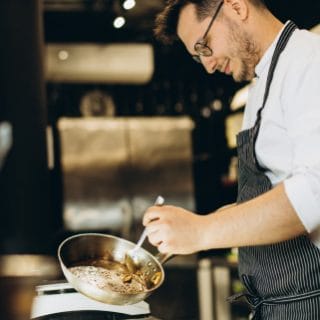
[68,257,161,294]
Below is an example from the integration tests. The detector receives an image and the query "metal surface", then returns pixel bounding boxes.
[58,117,194,234]
[0,255,60,277]
[58,233,171,305]
[46,43,154,84]
[0,254,61,320]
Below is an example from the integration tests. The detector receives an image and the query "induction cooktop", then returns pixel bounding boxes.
[31,282,160,320]
[34,310,158,320]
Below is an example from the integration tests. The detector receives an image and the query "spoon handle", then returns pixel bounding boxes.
[133,195,165,251]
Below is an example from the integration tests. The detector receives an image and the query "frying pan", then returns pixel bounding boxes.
[58,233,171,305]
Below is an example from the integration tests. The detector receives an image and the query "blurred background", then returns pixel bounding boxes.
[0,0,319,319]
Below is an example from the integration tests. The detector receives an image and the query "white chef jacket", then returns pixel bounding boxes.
[242,22,320,248]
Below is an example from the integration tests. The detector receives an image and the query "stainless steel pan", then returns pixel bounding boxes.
[58,233,171,305]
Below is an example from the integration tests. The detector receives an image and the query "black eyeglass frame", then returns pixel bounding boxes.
[192,1,224,63]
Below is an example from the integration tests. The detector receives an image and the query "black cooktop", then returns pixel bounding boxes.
[34,310,160,320]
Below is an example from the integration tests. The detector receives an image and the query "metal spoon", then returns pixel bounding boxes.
[124,195,165,273]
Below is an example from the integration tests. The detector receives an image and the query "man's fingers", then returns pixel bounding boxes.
[143,206,163,226]
[145,224,159,234]
[158,241,170,254]
[147,228,163,246]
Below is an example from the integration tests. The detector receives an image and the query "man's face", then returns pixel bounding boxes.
[177,3,261,82]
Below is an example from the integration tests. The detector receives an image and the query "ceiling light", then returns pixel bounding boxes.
[58,50,69,60]
[113,16,126,29]
[123,0,136,10]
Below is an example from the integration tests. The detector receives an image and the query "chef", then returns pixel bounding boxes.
[143,0,320,318]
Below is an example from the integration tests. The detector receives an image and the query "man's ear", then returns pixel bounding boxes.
[223,0,249,21]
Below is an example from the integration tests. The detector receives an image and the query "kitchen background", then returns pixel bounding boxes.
[0,0,319,319]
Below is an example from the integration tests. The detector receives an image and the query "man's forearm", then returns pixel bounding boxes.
[201,183,307,250]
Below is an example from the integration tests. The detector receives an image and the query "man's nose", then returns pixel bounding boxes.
[201,56,217,74]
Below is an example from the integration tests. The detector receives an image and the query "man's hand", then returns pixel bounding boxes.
[143,205,204,254]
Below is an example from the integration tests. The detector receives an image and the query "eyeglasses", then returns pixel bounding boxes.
[192,1,223,63]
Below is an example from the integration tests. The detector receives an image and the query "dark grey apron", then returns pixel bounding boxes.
[230,21,320,319]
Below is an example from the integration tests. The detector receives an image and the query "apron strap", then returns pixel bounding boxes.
[255,21,297,126]
[251,21,297,169]
[228,274,320,319]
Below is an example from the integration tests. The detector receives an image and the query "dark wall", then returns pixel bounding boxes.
[0,0,61,254]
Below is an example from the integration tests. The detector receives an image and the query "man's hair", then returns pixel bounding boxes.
[154,0,265,44]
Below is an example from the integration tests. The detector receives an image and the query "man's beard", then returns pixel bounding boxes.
[226,19,261,82]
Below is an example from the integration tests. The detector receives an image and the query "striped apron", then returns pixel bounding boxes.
[230,21,320,319]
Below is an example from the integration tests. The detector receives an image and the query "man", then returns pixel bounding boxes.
[143,0,320,318]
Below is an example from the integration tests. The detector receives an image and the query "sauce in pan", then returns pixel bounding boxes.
[69,265,147,294]
[68,258,162,294]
